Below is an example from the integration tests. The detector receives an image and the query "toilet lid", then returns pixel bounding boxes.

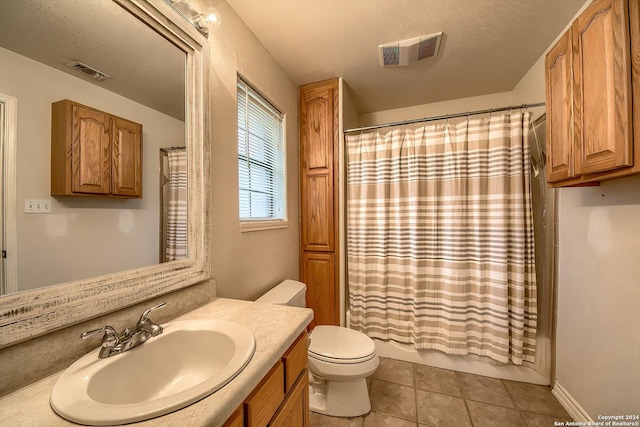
[308,326,376,362]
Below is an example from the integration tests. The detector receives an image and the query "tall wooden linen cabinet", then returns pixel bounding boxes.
[299,79,340,328]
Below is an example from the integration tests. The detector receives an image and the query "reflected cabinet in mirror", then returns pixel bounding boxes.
[0,0,211,347]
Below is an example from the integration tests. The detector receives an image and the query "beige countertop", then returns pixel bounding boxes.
[0,298,313,427]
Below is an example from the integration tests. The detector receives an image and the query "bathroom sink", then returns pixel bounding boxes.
[50,319,256,425]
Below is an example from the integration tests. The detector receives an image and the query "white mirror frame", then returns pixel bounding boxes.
[0,0,211,348]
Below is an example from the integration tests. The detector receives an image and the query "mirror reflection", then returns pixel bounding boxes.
[0,0,187,294]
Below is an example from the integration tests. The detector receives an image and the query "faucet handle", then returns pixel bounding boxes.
[81,326,119,347]
[136,302,165,337]
[138,302,166,325]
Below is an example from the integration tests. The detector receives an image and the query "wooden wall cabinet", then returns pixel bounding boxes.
[222,332,309,427]
[299,79,340,328]
[545,0,640,187]
[51,99,143,198]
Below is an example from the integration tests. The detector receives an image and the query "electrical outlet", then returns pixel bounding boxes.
[24,198,52,214]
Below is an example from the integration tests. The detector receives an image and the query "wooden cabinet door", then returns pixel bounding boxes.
[572,0,633,175]
[300,80,337,252]
[301,252,335,328]
[221,405,244,427]
[282,333,308,393]
[546,30,575,183]
[269,372,309,427]
[629,0,640,167]
[111,117,142,197]
[72,104,111,194]
[245,362,285,427]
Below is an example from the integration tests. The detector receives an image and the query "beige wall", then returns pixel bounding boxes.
[555,178,640,415]
[194,0,300,301]
[512,0,640,415]
[359,91,512,128]
[0,47,185,291]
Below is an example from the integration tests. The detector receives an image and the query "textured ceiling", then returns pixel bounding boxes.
[0,0,185,121]
[226,0,588,114]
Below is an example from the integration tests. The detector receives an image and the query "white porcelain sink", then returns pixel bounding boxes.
[50,319,256,425]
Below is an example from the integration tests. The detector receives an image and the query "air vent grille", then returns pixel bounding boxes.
[418,36,440,61]
[65,61,111,81]
[381,46,400,66]
[379,32,443,67]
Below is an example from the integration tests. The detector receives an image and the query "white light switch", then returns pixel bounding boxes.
[24,198,52,214]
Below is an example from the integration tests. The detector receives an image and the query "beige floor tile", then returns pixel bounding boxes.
[458,372,515,408]
[521,411,571,427]
[504,380,571,418]
[370,379,417,422]
[372,357,415,386]
[415,389,472,427]
[309,411,363,427]
[414,364,462,397]
[363,411,417,427]
[466,400,527,427]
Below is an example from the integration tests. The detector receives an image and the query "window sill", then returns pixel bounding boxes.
[240,220,289,233]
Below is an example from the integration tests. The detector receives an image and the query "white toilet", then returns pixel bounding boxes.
[256,279,379,417]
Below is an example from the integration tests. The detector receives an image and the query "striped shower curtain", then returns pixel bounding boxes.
[346,113,537,365]
[165,149,188,261]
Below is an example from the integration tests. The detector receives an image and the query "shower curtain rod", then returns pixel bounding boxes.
[343,102,546,134]
[160,146,186,152]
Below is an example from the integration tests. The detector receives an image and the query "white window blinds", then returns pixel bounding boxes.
[237,78,285,221]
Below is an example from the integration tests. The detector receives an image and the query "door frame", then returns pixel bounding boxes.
[0,93,18,294]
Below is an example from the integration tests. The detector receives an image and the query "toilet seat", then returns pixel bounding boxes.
[308,351,376,364]
[308,326,376,364]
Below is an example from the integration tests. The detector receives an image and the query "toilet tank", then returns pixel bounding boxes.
[256,279,306,308]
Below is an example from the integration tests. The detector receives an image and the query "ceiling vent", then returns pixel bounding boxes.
[65,61,111,81]
[379,32,443,67]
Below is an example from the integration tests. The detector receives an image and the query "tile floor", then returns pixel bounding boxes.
[310,357,572,427]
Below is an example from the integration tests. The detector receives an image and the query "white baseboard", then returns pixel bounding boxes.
[552,380,592,422]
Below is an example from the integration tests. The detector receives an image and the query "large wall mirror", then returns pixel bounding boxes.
[0,0,211,347]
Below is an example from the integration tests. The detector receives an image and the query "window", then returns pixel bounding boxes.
[237,77,286,230]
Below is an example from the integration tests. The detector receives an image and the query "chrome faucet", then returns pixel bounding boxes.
[81,302,166,358]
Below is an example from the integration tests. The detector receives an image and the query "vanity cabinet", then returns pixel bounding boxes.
[545,0,640,187]
[51,99,143,198]
[269,371,308,427]
[222,332,309,427]
[299,79,339,328]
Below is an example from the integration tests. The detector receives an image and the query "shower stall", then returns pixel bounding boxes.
[339,91,555,385]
